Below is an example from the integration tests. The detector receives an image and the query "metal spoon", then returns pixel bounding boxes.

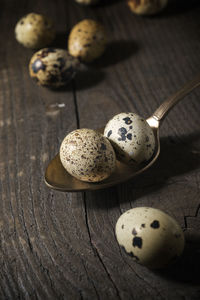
[45,74,200,192]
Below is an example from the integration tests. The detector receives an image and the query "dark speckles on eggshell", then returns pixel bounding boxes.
[118,127,127,141]
[40,48,56,58]
[57,57,65,70]
[68,19,107,63]
[60,129,116,182]
[31,59,46,73]
[127,133,132,140]
[120,245,139,261]
[123,117,132,125]
[15,13,56,49]
[150,220,160,229]
[132,236,142,248]
[29,48,79,88]
[100,143,107,150]
[107,130,112,137]
[132,228,137,236]
[118,127,127,135]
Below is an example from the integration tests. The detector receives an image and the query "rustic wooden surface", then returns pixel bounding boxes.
[0,0,200,299]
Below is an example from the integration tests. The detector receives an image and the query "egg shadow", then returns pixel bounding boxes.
[51,31,69,49]
[93,40,138,69]
[159,0,200,17]
[85,131,200,210]
[152,235,200,285]
[123,131,200,195]
[49,68,105,92]
[50,38,137,71]
[75,67,105,90]
[145,132,200,182]
[95,0,122,7]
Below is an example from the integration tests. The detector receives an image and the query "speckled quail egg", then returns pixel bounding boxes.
[74,0,99,5]
[104,112,155,165]
[15,13,55,49]
[116,207,185,269]
[68,19,107,63]
[127,0,168,15]
[29,48,79,88]
[60,128,116,182]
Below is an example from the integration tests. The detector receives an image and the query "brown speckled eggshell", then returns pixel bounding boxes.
[15,13,55,49]
[60,129,116,182]
[127,0,168,15]
[29,48,80,88]
[68,19,107,63]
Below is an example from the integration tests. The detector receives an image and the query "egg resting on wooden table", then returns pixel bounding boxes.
[127,0,168,15]
[68,19,107,63]
[115,207,185,269]
[74,0,99,5]
[29,48,80,88]
[60,129,116,182]
[15,13,55,49]
[104,112,155,165]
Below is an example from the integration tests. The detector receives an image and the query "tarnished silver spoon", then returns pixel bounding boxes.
[45,74,200,192]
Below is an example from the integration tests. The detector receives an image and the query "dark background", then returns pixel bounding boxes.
[0,0,200,299]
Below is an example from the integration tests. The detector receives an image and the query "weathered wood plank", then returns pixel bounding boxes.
[0,0,200,299]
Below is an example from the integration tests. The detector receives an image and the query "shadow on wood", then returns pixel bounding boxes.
[51,31,70,49]
[85,132,200,209]
[154,238,200,284]
[164,0,200,16]
[96,0,122,7]
[48,68,105,92]
[93,40,138,68]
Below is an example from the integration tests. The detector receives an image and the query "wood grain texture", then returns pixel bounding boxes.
[0,0,200,299]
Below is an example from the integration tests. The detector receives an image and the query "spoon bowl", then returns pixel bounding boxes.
[45,74,200,192]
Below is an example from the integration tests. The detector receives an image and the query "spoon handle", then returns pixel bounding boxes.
[153,74,200,122]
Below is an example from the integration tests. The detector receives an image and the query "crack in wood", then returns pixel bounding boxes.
[72,79,80,130]
[183,203,200,230]
[81,259,100,300]
[79,290,84,300]
[83,192,122,300]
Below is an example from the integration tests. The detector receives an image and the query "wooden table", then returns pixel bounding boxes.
[1,0,200,299]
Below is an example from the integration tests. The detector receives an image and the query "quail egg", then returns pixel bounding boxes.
[115,207,185,269]
[127,0,168,15]
[68,19,107,63]
[60,128,116,182]
[15,13,55,49]
[104,112,155,165]
[74,0,99,5]
[29,48,79,88]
